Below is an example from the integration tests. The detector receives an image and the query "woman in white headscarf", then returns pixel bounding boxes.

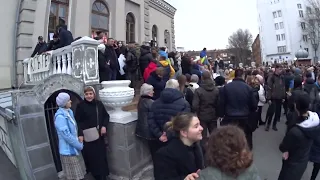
[54,92,86,180]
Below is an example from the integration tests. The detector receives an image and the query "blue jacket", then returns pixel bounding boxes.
[54,108,83,155]
[200,50,206,58]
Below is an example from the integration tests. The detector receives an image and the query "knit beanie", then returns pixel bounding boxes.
[56,92,70,107]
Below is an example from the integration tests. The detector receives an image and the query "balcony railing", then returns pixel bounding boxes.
[23,36,100,85]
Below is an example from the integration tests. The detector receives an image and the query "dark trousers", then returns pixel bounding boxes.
[283,97,288,114]
[200,120,217,138]
[258,106,264,124]
[221,116,253,149]
[110,69,118,80]
[266,99,282,127]
[311,163,320,180]
[126,71,137,88]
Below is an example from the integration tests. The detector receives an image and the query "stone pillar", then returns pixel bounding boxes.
[171,18,176,51]
[98,80,152,179]
[71,36,100,85]
[144,0,151,42]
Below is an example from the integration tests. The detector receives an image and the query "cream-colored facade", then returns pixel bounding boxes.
[0,0,176,90]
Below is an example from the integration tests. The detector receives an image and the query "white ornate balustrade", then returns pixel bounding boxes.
[23,36,100,85]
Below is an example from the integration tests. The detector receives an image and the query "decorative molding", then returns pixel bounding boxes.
[171,19,176,51]
[32,74,84,104]
[144,0,151,42]
[149,0,176,18]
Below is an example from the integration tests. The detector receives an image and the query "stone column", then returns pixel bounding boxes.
[171,18,176,51]
[144,0,151,42]
[98,80,152,179]
[71,36,100,85]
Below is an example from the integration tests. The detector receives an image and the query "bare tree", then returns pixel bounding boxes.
[227,29,253,66]
[303,0,320,63]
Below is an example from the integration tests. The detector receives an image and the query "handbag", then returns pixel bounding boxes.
[83,105,100,142]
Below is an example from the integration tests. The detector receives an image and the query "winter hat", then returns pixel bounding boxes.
[158,50,168,59]
[215,76,225,86]
[56,92,70,107]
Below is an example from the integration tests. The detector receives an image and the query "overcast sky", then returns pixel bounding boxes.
[165,0,259,51]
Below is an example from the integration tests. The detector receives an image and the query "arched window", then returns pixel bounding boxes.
[48,0,69,40]
[126,13,135,43]
[91,0,109,38]
[152,25,158,41]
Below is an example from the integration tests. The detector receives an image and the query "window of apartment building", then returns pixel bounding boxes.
[297,4,302,9]
[276,34,281,41]
[316,8,320,14]
[307,7,312,14]
[301,22,306,30]
[273,11,277,18]
[279,22,284,29]
[48,0,69,40]
[275,23,279,30]
[91,0,110,37]
[303,35,308,42]
[126,13,135,43]
[278,10,282,17]
[277,46,286,53]
[299,10,304,17]
[281,34,285,40]
[305,48,309,52]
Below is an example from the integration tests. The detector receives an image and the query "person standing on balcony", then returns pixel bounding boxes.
[56,25,74,49]
[30,36,47,57]
[105,38,120,80]
[46,34,60,51]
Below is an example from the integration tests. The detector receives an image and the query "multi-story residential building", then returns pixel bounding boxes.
[257,0,312,64]
[252,34,262,65]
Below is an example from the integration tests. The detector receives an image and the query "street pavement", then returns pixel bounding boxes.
[0,105,319,180]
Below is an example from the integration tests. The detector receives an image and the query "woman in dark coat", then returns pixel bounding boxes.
[75,86,109,180]
[135,83,160,160]
[153,113,204,180]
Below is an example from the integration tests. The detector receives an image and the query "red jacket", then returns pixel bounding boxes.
[144,61,157,82]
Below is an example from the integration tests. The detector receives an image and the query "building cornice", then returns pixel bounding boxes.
[150,0,176,18]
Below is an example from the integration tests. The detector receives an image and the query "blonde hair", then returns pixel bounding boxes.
[165,113,196,135]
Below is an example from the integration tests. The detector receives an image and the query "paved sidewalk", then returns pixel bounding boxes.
[0,148,19,180]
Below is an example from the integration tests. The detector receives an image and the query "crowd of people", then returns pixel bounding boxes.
[43,28,320,180]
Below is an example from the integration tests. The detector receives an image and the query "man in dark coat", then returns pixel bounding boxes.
[139,45,153,76]
[192,71,219,138]
[265,64,286,131]
[218,69,257,149]
[146,68,166,100]
[97,44,110,82]
[104,38,120,80]
[56,25,73,49]
[124,44,138,88]
[46,34,60,51]
[31,36,47,57]
[148,79,190,149]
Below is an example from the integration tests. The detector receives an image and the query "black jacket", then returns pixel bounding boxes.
[75,99,110,136]
[278,112,320,180]
[31,42,47,57]
[98,50,110,82]
[266,73,286,100]
[125,48,138,72]
[56,26,73,49]
[105,45,120,70]
[139,45,152,66]
[218,78,257,118]
[46,39,60,51]
[192,80,219,122]
[146,71,166,100]
[135,96,155,140]
[154,138,204,180]
[303,78,316,94]
[148,88,190,138]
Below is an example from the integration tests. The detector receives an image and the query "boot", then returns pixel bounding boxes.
[265,125,270,131]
